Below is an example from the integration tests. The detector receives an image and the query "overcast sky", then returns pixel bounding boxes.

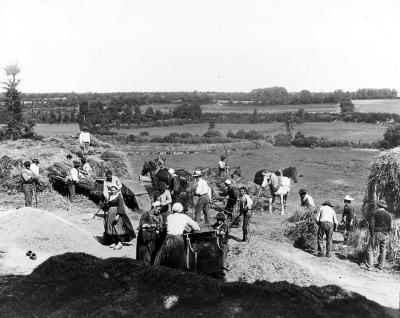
[1,0,400,93]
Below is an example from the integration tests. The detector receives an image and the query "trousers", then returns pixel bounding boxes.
[367,232,388,267]
[195,194,210,225]
[242,211,251,241]
[317,221,333,256]
[23,183,34,207]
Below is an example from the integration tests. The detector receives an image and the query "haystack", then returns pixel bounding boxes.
[363,147,400,218]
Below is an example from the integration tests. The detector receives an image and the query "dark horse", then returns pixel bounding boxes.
[253,166,298,187]
[141,160,193,207]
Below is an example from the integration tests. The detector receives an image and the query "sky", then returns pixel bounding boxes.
[1,0,400,93]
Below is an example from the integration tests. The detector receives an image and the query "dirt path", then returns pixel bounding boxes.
[227,210,400,314]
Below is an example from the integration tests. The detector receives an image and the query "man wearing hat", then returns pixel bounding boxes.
[212,212,230,270]
[224,179,240,223]
[218,155,229,177]
[136,201,164,264]
[315,201,338,257]
[79,125,91,155]
[67,160,86,201]
[30,159,40,177]
[299,189,315,210]
[21,161,38,207]
[193,170,212,225]
[366,200,393,270]
[168,168,181,203]
[342,195,356,242]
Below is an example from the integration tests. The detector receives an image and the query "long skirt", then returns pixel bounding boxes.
[153,234,187,270]
[136,228,158,264]
[104,206,136,244]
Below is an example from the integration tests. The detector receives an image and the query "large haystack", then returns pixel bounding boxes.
[363,147,400,218]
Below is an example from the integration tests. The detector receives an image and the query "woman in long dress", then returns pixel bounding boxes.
[154,202,200,269]
[103,185,136,250]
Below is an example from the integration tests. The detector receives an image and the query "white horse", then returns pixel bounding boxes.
[261,172,291,215]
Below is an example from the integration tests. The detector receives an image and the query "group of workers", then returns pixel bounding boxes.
[297,188,392,270]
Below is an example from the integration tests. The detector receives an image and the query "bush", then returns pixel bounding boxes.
[383,124,400,147]
[140,131,149,136]
[202,129,221,138]
[340,99,355,114]
[274,133,291,146]
[227,129,264,140]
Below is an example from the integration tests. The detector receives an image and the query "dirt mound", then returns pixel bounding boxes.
[0,253,391,317]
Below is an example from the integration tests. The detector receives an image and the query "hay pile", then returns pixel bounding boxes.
[363,147,400,218]
[0,253,391,317]
[284,208,318,252]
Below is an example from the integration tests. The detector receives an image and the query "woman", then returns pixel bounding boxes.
[154,202,200,270]
[136,201,164,264]
[103,185,136,250]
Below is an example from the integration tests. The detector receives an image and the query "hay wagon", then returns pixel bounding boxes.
[183,230,225,278]
[50,176,151,211]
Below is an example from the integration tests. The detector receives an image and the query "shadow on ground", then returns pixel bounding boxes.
[0,253,392,318]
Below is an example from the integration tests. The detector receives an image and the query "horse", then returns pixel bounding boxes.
[253,167,298,187]
[261,170,294,215]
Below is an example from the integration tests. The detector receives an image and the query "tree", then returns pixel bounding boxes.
[339,99,355,114]
[173,103,202,120]
[299,90,312,104]
[283,112,295,141]
[134,105,142,125]
[78,101,89,128]
[383,124,400,147]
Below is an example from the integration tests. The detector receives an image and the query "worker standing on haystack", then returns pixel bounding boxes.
[298,189,315,211]
[168,168,181,203]
[193,170,212,225]
[365,200,392,270]
[212,212,230,269]
[21,161,38,207]
[81,157,93,177]
[136,201,164,264]
[239,186,253,242]
[224,179,240,223]
[79,126,91,155]
[103,185,136,250]
[67,160,86,201]
[158,182,172,224]
[342,195,356,242]
[154,202,200,269]
[218,155,229,177]
[315,201,338,258]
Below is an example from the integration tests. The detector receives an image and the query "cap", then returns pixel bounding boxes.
[344,195,354,201]
[216,212,226,221]
[376,200,387,208]
[172,202,184,213]
[73,160,81,166]
[224,179,232,185]
[298,189,307,195]
[168,168,175,174]
[32,158,39,164]
[192,170,202,177]
[23,161,31,167]
[66,154,73,159]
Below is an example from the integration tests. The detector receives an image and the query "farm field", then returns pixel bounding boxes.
[117,121,386,142]
[35,123,79,136]
[354,99,400,113]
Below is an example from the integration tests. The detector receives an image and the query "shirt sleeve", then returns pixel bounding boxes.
[333,211,338,226]
[307,195,315,207]
[165,190,172,205]
[315,208,321,222]
[21,170,31,182]
[114,176,122,190]
[186,215,200,231]
[103,181,110,201]
[79,133,83,144]
[246,195,253,209]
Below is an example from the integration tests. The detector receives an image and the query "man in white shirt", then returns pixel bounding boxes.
[81,157,93,177]
[167,203,200,235]
[30,158,40,177]
[218,156,228,176]
[79,126,91,155]
[158,182,172,223]
[67,160,85,201]
[239,186,254,242]
[299,189,316,211]
[315,201,338,257]
[193,170,211,225]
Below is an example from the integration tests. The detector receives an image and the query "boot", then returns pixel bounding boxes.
[365,251,374,268]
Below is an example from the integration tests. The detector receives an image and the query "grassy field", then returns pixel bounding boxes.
[117,121,385,142]
[353,99,400,114]
[130,146,379,212]
[35,123,79,136]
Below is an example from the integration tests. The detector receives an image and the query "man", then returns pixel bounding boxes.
[168,168,181,203]
[212,212,230,270]
[103,170,122,201]
[193,170,211,225]
[342,195,356,242]
[21,161,38,207]
[239,186,253,242]
[30,158,40,177]
[299,189,315,210]
[137,201,164,264]
[315,201,338,257]
[157,182,172,224]
[224,179,239,222]
[366,200,392,270]
[81,157,93,177]
[79,126,91,155]
[67,160,85,201]
[218,156,228,176]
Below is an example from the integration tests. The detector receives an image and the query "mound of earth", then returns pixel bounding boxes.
[0,253,390,318]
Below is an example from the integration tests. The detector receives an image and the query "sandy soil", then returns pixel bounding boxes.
[0,201,399,315]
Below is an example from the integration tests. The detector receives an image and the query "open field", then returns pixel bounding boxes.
[35,123,79,136]
[118,121,386,142]
[141,102,339,114]
[354,99,400,113]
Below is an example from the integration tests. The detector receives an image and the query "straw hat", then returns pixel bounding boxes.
[343,195,354,201]
[376,200,387,208]
[168,168,175,174]
[152,201,161,207]
[224,179,232,185]
[192,170,202,177]
[172,202,184,213]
